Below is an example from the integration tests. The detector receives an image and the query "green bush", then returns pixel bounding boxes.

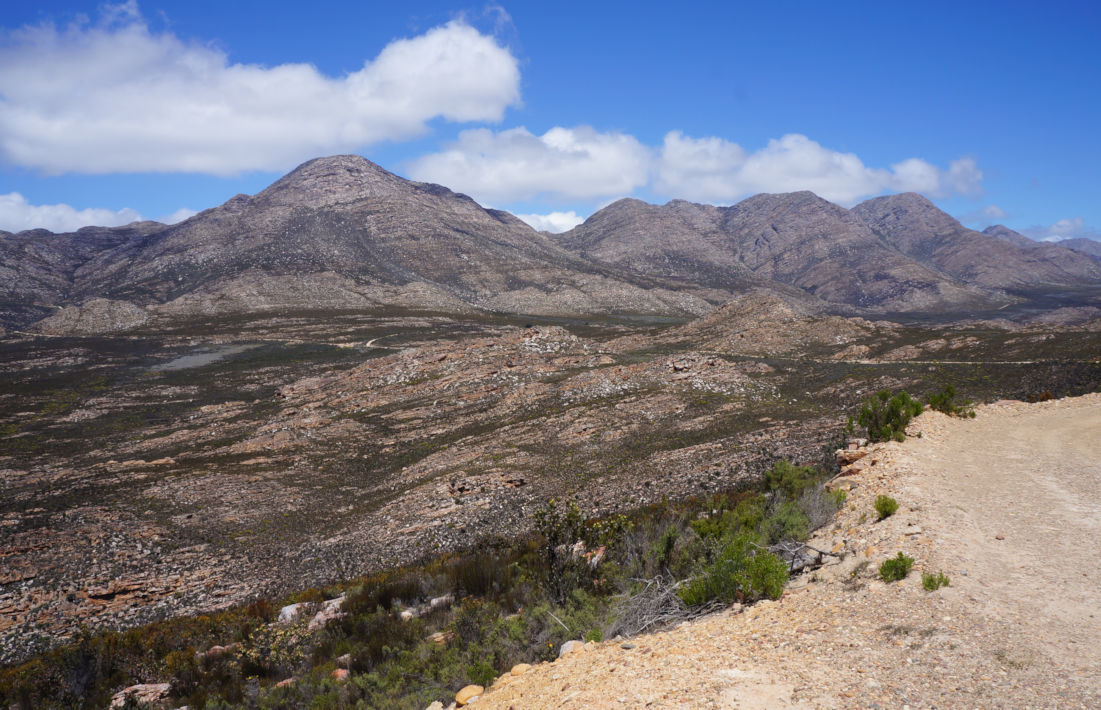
[689,496,765,541]
[858,389,923,442]
[533,498,590,603]
[764,460,817,499]
[759,501,810,545]
[678,533,787,606]
[921,571,950,591]
[926,384,975,418]
[874,495,899,520]
[878,552,914,582]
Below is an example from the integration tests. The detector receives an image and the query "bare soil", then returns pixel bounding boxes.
[476,394,1101,709]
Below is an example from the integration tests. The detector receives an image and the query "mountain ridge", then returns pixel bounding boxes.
[4,155,1101,334]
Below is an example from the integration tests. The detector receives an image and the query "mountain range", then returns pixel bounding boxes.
[2,154,1100,334]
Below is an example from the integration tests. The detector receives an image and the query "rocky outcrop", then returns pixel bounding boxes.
[34,298,149,335]
[109,682,171,709]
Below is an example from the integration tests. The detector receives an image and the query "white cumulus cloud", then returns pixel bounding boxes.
[160,207,198,224]
[0,192,141,232]
[655,132,983,205]
[406,126,651,203]
[0,3,520,175]
[1024,217,1101,242]
[957,204,1008,227]
[515,210,585,233]
[982,204,1007,220]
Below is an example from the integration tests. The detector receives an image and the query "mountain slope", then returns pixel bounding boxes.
[853,194,1101,287]
[76,156,711,310]
[982,224,1038,249]
[560,191,991,312]
[1053,237,1101,260]
[19,156,723,331]
[0,222,164,329]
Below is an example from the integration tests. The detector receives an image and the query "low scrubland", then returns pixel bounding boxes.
[0,450,848,709]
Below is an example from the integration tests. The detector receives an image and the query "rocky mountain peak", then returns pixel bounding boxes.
[724,190,855,225]
[256,154,412,208]
[854,192,962,234]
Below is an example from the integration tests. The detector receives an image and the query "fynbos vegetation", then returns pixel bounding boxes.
[859,389,924,442]
[0,454,848,709]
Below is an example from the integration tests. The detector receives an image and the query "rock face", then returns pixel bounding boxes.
[456,684,484,705]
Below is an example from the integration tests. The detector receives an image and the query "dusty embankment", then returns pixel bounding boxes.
[473,394,1101,709]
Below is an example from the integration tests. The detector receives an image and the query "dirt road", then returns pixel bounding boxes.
[475,394,1101,709]
[898,395,1101,679]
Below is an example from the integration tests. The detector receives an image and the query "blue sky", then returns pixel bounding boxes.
[0,1,1098,240]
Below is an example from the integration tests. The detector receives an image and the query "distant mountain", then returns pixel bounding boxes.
[560,191,992,312]
[12,156,726,332]
[4,155,1100,334]
[982,224,1039,249]
[1054,237,1101,260]
[78,155,722,316]
[852,193,1101,289]
[983,225,1101,262]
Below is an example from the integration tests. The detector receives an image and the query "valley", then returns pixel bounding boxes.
[2,300,1099,666]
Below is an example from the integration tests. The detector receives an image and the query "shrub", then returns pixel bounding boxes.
[759,501,810,545]
[678,533,787,606]
[689,496,765,542]
[878,553,914,582]
[874,495,899,520]
[533,498,590,603]
[921,571,950,591]
[926,384,974,418]
[858,389,923,442]
[764,460,817,500]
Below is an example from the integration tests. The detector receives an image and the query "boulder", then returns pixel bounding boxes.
[277,602,306,625]
[836,448,868,466]
[510,663,531,676]
[558,639,584,657]
[307,595,346,631]
[456,684,484,706]
[110,683,171,709]
[428,630,455,645]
